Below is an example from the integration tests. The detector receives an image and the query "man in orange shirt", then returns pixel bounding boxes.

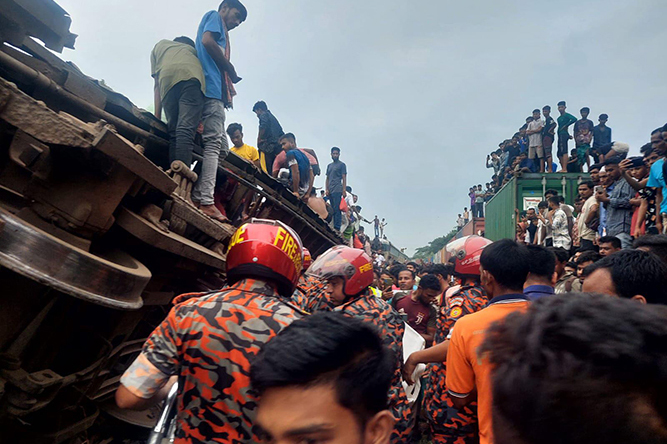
[446,239,531,444]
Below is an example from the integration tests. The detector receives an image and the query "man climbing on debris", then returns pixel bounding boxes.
[253,100,284,174]
[279,133,314,200]
[150,36,205,167]
[194,0,247,221]
[227,122,260,168]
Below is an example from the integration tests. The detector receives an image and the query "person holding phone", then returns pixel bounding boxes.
[596,157,634,248]
[618,157,651,237]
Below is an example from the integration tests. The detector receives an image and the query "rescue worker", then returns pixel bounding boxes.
[115,219,305,443]
[404,235,492,444]
[307,245,413,443]
[291,247,329,312]
[291,247,312,310]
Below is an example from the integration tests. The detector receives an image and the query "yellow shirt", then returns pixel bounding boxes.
[231,144,260,163]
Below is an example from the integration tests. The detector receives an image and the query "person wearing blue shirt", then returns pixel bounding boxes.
[647,127,667,233]
[192,0,247,222]
[278,133,313,200]
[523,245,556,300]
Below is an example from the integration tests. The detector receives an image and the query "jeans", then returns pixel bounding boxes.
[192,98,229,206]
[616,232,633,249]
[475,202,484,218]
[330,192,342,231]
[163,80,204,166]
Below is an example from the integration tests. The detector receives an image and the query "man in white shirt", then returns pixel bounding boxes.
[374,253,385,268]
[527,109,546,172]
[536,200,551,246]
[577,181,599,251]
[546,196,571,250]
[344,186,355,213]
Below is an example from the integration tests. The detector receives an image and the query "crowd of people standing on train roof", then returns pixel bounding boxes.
[512,123,667,254]
[459,102,627,226]
[111,2,667,443]
[456,102,625,230]
[149,0,389,249]
[454,103,667,247]
[484,101,629,183]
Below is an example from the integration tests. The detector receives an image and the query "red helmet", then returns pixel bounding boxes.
[307,246,373,297]
[302,247,312,271]
[446,235,493,276]
[226,219,303,296]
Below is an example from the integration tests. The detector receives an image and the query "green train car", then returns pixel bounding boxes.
[485,172,590,241]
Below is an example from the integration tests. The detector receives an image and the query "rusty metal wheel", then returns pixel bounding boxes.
[0,208,150,310]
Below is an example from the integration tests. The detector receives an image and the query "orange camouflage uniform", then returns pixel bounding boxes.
[423,284,488,444]
[291,274,332,313]
[120,279,304,444]
[331,291,413,443]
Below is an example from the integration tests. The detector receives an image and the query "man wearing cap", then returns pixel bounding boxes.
[556,101,578,172]
[574,107,595,170]
[593,114,612,162]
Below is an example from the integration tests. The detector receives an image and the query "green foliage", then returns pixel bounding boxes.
[412,228,458,260]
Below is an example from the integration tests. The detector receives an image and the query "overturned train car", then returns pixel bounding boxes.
[0,1,341,442]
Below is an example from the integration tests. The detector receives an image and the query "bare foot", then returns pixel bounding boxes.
[200,205,230,223]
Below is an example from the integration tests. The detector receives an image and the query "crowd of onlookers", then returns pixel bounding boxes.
[428,119,667,443]
[456,102,624,230]
[516,122,667,249]
[353,231,667,443]
[483,101,630,191]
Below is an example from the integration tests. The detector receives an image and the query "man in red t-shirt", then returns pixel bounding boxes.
[392,274,440,345]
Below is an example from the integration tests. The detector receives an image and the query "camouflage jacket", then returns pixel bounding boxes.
[335,291,414,443]
[121,278,304,444]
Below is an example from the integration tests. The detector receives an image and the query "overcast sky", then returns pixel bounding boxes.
[56,0,667,255]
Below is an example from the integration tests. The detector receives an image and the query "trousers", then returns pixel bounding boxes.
[474,202,484,218]
[192,98,229,206]
[616,232,633,250]
[163,79,204,166]
[330,192,342,231]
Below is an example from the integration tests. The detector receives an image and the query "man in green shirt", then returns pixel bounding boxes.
[556,100,578,172]
[150,37,206,166]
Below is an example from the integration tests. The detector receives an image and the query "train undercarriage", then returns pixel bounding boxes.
[0,1,342,442]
